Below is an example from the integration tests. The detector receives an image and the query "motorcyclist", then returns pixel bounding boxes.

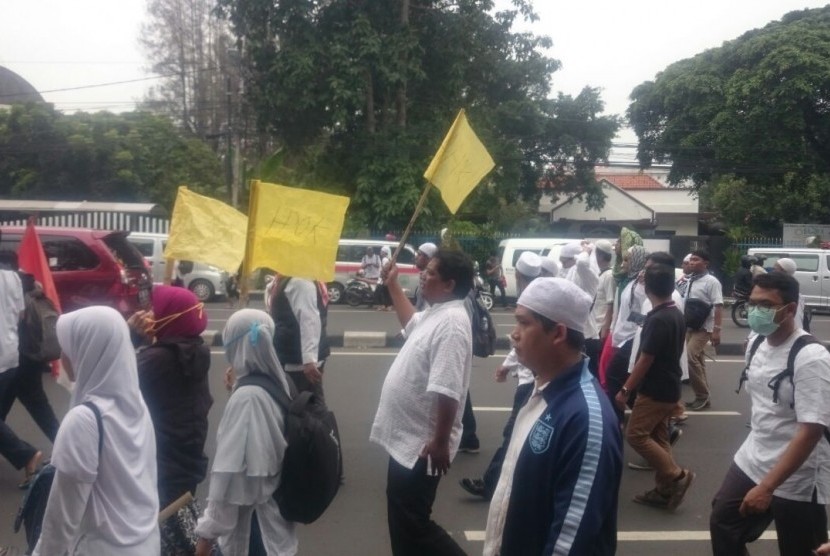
[733,255,753,298]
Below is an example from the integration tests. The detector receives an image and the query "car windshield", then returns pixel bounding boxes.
[104,234,146,269]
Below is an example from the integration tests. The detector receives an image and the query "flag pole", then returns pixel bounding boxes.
[240,179,259,307]
[390,180,432,265]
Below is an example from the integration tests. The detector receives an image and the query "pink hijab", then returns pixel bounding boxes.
[151,285,207,340]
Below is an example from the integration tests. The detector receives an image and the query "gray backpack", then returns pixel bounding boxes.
[20,291,60,363]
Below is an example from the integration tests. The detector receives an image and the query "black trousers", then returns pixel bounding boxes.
[605,339,634,424]
[584,338,603,380]
[286,360,326,405]
[710,462,828,555]
[0,355,59,442]
[482,382,534,495]
[0,368,38,469]
[386,457,466,556]
[461,392,477,442]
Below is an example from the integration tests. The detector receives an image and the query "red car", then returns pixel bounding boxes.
[0,226,152,316]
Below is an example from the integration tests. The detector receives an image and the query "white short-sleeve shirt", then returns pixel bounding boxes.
[684,273,723,332]
[589,269,614,339]
[734,330,830,503]
[370,299,472,469]
[0,270,24,373]
[611,281,646,347]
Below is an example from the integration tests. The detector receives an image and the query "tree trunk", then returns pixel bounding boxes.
[366,68,376,134]
[396,0,409,128]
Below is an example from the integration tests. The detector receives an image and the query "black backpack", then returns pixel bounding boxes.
[471,292,496,358]
[15,402,102,554]
[236,372,342,524]
[737,334,830,443]
[20,291,60,363]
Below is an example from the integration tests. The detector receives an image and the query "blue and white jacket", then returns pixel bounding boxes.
[500,360,622,555]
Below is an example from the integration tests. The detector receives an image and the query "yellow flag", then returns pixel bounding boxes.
[423,109,495,214]
[246,181,350,282]
[164,187,248,274]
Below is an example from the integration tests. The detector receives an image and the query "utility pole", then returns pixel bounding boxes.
[225,76,234,207]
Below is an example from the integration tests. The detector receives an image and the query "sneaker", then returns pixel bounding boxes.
[685,398,711,411]
[459,436,480,453]
[666,469,696,510]
[669,427,683,447]
[459,478,490,500]
[627,459,653,471]
[633,488,671,509]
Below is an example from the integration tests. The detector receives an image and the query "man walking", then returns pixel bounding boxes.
[679,249,723,410]
[615,263,694,510]
[370,249,473,556]
[710,272,830,555]
[483,277,622,555]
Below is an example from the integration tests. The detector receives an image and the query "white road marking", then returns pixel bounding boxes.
[475,407,741,415]
[464,530,802,542]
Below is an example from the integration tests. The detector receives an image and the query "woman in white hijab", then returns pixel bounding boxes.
[194,309,297,556]
[33,306,160,555]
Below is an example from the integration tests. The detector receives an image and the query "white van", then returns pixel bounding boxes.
[497,237,671,298]
[126,232,229,302]
[330,239,420,304]
[747,247,830,309]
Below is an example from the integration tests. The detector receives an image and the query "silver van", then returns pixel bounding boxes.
[747,247,830,309]
[126,232,229,302]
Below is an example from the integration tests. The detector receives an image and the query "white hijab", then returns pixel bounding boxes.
[208,309,291,504]
[53,306,158,543]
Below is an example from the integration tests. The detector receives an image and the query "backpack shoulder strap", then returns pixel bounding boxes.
[736,334,766,394]
[785,334,830,444]
[80,401,104,456]
[236,372,291,412]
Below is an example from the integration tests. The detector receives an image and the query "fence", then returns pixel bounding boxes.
[2,213,170,234]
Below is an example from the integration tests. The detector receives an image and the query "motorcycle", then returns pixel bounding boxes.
[731,289,749,328]
[474,262,494,311]
[345,274,378,307]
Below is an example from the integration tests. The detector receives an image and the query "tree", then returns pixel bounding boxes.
[216,0,620,231]
[628,6,830,230]
[0,103,224,209]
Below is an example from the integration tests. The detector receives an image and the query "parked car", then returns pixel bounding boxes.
[0,226,152,315]
[747,247,830,309]
[330,239,421,304]
[126,232,229,302]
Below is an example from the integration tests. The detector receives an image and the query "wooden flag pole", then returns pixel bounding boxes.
[239,180,259,307]
[390,181,433,265]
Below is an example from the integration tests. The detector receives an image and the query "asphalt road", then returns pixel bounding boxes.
[1,300,828,553]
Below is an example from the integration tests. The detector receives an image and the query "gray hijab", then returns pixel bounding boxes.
[223,309,292,397]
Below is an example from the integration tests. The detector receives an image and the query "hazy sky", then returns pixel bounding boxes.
[1,0,827,161]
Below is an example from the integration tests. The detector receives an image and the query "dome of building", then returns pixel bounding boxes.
[0,66,44,104]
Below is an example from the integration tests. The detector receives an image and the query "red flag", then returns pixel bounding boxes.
[18,217,62,376]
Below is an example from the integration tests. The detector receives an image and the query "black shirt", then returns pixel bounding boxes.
[638,301,686,403]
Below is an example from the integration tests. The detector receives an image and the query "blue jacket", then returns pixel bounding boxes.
[500,359,622,555]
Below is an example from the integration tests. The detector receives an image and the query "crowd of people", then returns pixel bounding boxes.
[1,228,830,555]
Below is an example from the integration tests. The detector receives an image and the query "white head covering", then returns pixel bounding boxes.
[595,240,613,255]
[54,306,158,544]
[559,242,582,260]
[516,251,542,278]
[540,256,560,277]
[380,246,391,258]
[775,257,797,276]
[683,253,692,263]
[418,242,437,258]
[517,277,593,334]
[209,309,290,505]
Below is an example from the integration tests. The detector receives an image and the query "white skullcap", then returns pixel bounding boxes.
[559,242,582,259]
[518,277,593,334]
[418,242,437,258]
[683,253,692,263]
[595,240,613,255]
[776,257,797,276]
[515,251,542,278]
[540,257,559,277]
[381,246,391,257]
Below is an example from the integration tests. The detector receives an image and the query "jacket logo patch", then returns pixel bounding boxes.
[529,419,554,454]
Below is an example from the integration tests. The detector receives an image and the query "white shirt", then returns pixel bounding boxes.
[611,280,646,347]
[734,330,830,503]
[589,268,614,340]
[0,270,24,373]
[370,299,472,469]
[361,254,381,280]
[683,273,723,332]
[502,348,534,386]
[483,380,549,556]
[282,278,323,371]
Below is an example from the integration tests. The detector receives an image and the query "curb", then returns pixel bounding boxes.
[202,331,755,356]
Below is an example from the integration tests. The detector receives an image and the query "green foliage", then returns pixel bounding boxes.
[0,104,224,210]
[628,6,830,230]
[217,0,620,232]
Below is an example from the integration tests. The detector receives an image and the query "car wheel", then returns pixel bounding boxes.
[328,282,345,304]
[189,279,215,302]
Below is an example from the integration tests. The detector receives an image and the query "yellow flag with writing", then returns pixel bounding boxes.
[423,109,495,214]
[164,187,248,274]
[246,180,350,282]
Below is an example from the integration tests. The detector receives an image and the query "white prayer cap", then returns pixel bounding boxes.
[683,253,692,263]
[540,257,559,277]
[517,277,592,334]
[515,251,542,278]
[559,242,582,259]
[381,246,391,257]
[418,242,437,258]
[595,240,613,255]
[775,257,797,276]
